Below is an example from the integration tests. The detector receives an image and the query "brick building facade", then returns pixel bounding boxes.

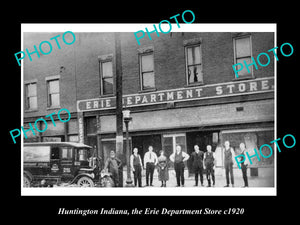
[23,31,275,178]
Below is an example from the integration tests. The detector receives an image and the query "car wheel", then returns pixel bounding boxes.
[77,176,94,187]
[23,176,31,187]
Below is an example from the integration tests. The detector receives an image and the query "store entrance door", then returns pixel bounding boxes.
[86,135,97,157]
[162,133,187,168]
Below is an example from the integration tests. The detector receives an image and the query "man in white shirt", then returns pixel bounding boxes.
[143,145,158,186]
[203,145,216,187]
[170,145,190,187]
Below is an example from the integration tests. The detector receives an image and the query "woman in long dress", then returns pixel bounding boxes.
[157,150,169,187]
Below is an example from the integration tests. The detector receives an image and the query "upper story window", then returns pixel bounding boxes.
[25,82,37,110]
[139,52,155,91]
[47,78,60,108]
[233,35,253,78]
[100,60,114,95]
[99,54,114,96]
[185,44,203,85]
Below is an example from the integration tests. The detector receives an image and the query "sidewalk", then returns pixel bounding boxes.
[128,170,274,188]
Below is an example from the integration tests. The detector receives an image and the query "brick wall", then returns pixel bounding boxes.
[23,32,77,118]
[24,32,274,119]
[120,32,274,95]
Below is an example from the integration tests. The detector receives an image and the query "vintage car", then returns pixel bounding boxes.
[23,142,113,187]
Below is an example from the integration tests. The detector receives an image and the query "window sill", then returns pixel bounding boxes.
[138,88,157,93]
[185,82,205,88]
[24,109,38,113]
[47,106,61,110]
[232,75,255,81]
[100,94,115,98]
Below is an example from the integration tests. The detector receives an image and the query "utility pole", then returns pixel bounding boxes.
[115,32,124,187]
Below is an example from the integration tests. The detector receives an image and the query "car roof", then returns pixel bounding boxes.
[24,142,92,148]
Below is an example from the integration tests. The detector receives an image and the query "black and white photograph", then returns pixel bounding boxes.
[20,24,276,196]
[4,4,299,223]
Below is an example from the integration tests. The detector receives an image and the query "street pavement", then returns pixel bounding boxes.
[130,170,274,188]
[54,169,274,188]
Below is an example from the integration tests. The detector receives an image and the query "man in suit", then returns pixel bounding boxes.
[190,145,205,186]
[223,141,235,187]
[239,142,249,187]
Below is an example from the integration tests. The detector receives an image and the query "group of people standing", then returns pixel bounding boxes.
[129,144,219,188]
[130,145,169,187]
[104,140,249,188]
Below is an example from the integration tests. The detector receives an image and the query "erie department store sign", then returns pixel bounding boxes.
[77,77,274,112]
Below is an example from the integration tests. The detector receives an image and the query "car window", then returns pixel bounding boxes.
[61,147,73,160]
[76,148,89,161]
[51,147,60,160]
[24,146,50,162]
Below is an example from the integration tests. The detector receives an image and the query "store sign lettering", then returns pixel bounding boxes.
[77,77,274,112]
[78,112,84,143]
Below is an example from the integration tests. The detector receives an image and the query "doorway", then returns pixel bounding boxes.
[131,134,162,164]
[86,135,97,157]
[162,133,187,168]
[186,131,219,173]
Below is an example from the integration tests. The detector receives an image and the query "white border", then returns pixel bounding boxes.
[21,23,276,196]
[21,23,276,32]
[22,187,276,196]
